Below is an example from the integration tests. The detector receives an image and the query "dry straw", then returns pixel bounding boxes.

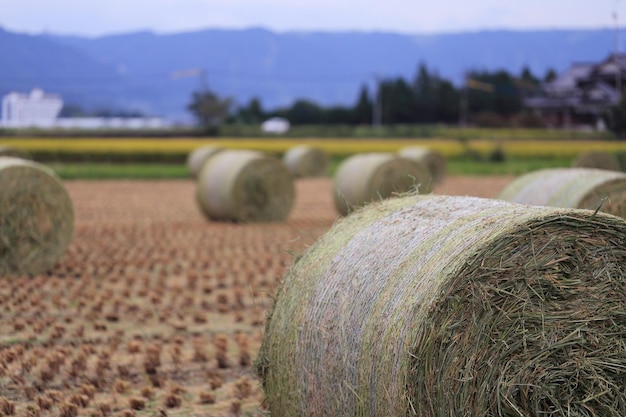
[333,152,431,216]
[196,149,294,222]
[257,193,626,417]
[186,145,224,179]
[497,167,626,218]
[572,150,621,171]
[282,145,329,178]
[0,157,74,276]
[398,146,446,184]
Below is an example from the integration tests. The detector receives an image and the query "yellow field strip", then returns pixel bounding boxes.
[3,137,626,159]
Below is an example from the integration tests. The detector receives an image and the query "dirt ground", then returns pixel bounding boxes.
[0,175,514,417]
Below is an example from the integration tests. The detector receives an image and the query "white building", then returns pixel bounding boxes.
[1,88,63,128]
[1,88,171,129]
[261,117,290,134]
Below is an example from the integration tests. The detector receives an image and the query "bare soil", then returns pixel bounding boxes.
[0,175,513,417]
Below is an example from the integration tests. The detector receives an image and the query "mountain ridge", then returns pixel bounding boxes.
[1,26,621,120]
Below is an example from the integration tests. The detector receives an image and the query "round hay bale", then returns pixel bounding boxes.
[196,149,295,222]
[0,145,31,160]
[398,146,446,184]
[257,194,626,416]
[0,157,74,276]
[282,145,329,178]
[333,152,431,216]
[497,167,626,217]
[572,150,621,171]
[186,145,223,179]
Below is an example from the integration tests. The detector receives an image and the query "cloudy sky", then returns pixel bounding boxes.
[0,0,622,37]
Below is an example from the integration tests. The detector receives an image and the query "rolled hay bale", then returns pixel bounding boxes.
[572,150,621,171]
[398,145,446,184]
[257,194,626,416]
[497,167,626,217]
[333,152,431,216]
[196,149,295,222]
[0,157,74,276]
[282,145,329,178]
[0,145,31,160]
[186,145,224,179]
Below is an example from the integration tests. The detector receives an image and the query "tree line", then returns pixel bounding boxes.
[188,63,558,130]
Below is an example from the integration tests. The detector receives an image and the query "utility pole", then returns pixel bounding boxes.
[372,74,382,128]
[613,0,622,94]
[459,72,468,128]
[197,68,208,92]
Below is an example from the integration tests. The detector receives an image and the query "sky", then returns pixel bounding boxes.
[0,0,624,37]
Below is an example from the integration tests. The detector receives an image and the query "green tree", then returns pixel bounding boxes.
[435,80,460,123]
[235,97,265,123]
[412,63,460,123]
[544,68,558,83]
[520,66,539,85]
[284,99,324,125]
[353,85,372,125]
[467,70,522,117]
[381,78,416,124]
[413,63,437,122]
[604,94,626,137]
[517,66,542,97]
[187,90,233,130]
[324,106,354,124]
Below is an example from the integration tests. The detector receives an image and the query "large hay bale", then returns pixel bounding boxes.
[257,194,626,416]
[186,145,223,179]
[572,150,621,171]
[0,157,74,276]
[282,145,329,178]
[196,149,295,222]
[333,152,431,216]
[497,167,626,217]
[398,145,446,184]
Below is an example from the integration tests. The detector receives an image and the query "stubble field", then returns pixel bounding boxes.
[0,175,514,417]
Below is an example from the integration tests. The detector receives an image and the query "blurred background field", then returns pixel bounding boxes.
[2,128,625,179]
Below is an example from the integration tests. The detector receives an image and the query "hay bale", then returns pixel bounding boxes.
[0,145,31,160]
[398,146,446,184]
[196,149,294,222]
[186,145,223,179]
[497,167,626,217]
[282,145,329,178]
[0,157,74,276]
[333,152,431,216]
[572,150,621,171]
[257,194,626,416]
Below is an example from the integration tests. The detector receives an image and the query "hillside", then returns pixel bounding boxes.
[0,26,620,120]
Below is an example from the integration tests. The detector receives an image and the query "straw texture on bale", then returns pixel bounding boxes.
[398,146,446,184]
[282,145,329,178]
[196,149,294,222]
[333,152,431,216]
[572,150,621,171]
[497,167,626,217]
[257,194,626,417]
[186,145,223,179]
[0,157,74,276]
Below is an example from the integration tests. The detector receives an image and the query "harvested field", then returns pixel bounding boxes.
[0,176,512,416]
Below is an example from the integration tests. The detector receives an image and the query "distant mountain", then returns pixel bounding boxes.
[1,26,621,121]
[0,27,133,112]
